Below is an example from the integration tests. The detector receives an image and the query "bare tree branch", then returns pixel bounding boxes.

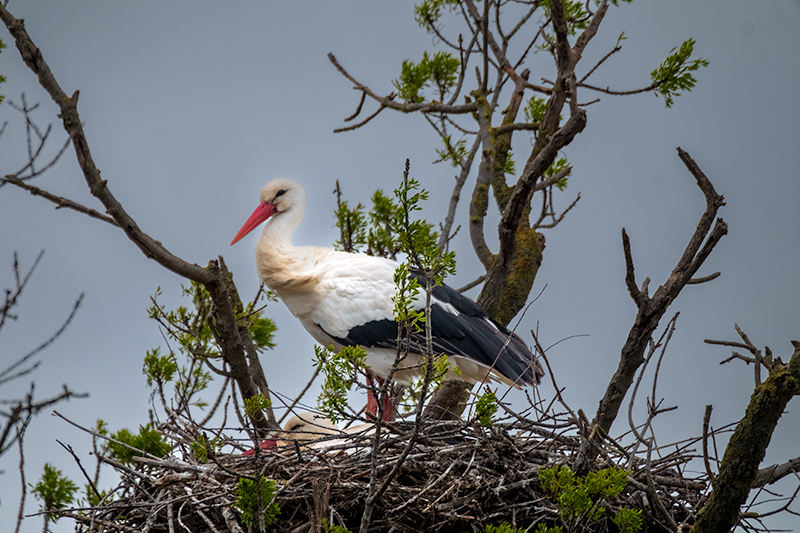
[752,456,800,488]
[702,404,716,487]
[0,8,213,285]
[577,149,727,472]
[3,174,118,226]
[0,4,277,430]
[0,94,72,184]
[0,294,83,386]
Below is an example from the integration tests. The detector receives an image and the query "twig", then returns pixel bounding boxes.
[702,405,716,487]
[57,439,103,501]
[3,175,117,225]
[14,427,26,533]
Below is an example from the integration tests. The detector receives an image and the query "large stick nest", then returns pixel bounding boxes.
[62,414,706,532]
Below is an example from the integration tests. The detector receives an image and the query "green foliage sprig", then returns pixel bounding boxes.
[483,525,528,533]
[334,198,367,253]
[191,432,222,464]
[545,157,571,191]
[393,50,460,103]
[612,507,644,533]
[32,463,78,525]
[538,465,642,533]
[105,424,171,465]
[145,282,276,413]
[367,190,402,259]
[392,262,425,335]
[475,389,499,427]
[413,0,460,32]
[322,518,353,533]
[524,95,548,125]
[393,172,456,280]
[314,344,368,423]
[243,393,272,423]
[540,0,590,36]
[435,135,468,168]
[651,38,709,108]
[327,167,458,416]
[143,347,177,387]
[235,476,280,529]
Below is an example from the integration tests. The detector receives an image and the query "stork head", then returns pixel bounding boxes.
[281,412,338,444]
[230,178,305,245]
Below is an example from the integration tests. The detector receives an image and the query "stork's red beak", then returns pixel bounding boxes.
[230,202,277,245]
[241,438,278,456]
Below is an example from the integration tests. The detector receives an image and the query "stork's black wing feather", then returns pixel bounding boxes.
[327,273,543,386]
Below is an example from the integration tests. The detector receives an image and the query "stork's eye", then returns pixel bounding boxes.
[274,189,287,199]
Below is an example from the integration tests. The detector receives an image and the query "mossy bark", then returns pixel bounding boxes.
[478,226,543,327]
[690,344,800,533]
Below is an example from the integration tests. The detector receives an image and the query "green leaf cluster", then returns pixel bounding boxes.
[393,173,456,279]
[435,135,468,168]
[335,176,457,280]
[244,393,272,423]
[322,518,353,533]
[367,190,402,258]
[541,0,590,36]
[146,282,276,412]
[334,199,367,253]
[534,525,563,533]
[413,0,460,32]
[475,390,499,427]
[314,344,368,423]
[32,464,78,524]
[545,157,570,191]
[250,315,278,350]
[523,96,548,125]
[612,507,644,533]
[392,262,425,333]
[143,347,177,387]
[191,432,222,464]
[105,424,171,465]
[334,189,402,258]
[483,525,528,533]
[235,476,280,529]
[538,465,641,532]
[504,150,516,176]
[651,38,709,108]
[393,50,460,103]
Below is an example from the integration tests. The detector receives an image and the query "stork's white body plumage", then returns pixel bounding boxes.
[232,179,544,392]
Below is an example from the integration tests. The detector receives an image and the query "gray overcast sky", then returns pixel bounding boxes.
[2,1,799,531]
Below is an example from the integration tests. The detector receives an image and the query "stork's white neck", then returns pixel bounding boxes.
[254,190,316,291]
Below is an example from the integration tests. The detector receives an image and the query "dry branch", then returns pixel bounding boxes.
[581,148,727,472]
[0,3,277,430]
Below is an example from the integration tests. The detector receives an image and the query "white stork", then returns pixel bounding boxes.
[231,179,544,420]
[242,412,339,456]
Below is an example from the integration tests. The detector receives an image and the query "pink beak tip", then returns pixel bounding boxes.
[230,202,276,247]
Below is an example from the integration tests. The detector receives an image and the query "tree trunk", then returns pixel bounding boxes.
[690,343,800,533]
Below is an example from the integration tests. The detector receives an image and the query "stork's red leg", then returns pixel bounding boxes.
[365,371,395,422]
